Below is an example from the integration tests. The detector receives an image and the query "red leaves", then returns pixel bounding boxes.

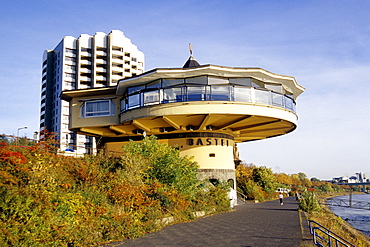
[0,142,30,186]
[0,143,28,165]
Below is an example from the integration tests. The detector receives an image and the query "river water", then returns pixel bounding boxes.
[328,194,370,237]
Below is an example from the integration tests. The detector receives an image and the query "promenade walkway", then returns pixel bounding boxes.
[106,197,310,247]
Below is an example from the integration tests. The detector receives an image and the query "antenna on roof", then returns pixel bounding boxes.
[189,43,193,55]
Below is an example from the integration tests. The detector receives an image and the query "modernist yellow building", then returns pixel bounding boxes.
[62,56,305,187]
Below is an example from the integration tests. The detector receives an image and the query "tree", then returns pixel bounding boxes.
[236,163,254,183]
[310,177,320,182]
[252,166,278,194]
[298,172,307,181]
[275,173,292,186]
[290,174,301,186]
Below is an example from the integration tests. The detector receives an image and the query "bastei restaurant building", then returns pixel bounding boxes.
[62,54,305,188]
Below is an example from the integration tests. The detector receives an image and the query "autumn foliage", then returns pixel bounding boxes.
[236,163,345,202]
[0,137,230,246]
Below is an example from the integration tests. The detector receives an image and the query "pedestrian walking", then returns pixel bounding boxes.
[279,193,284,205]
[228,188,237,208]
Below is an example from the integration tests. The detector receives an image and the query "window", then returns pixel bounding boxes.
[230,78,252,87]
[112,55,123,60]
[146,80,161,89]
[211,86,231,101]
[163,87,182,102]
[65,48,76,54]
[266,84,283,94]
[81,100,115,118]
[128,94,141,109]
[119,76,296,113]
[162,79,184,88]
[187,86,208,101]
[81,47,91,53]
[272,92,284,106]
[112,71,123,76]
[186,76,207,85]
[128,85,145,94]
[112,46,122,52]
[120,98,126,112]
[65,65,76,70]
[112,63,123,68]
[208,77,228,85]
[143,90,160,106]
[255,89,271,104]
[234,87,252,102]
[284,96,295,111]
[65,57,75,62]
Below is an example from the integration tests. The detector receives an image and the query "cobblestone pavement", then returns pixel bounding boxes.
[105,197,309,247]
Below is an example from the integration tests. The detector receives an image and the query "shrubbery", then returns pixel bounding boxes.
[298,191,321,213]
[0,136,230,246]
[236,163,346,202]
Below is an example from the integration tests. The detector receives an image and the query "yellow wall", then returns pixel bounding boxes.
[170,138,235,169]
[104,137,235,170]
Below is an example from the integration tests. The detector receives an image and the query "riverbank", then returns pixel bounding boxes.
[304,192,370,247]
[327,193,370,237]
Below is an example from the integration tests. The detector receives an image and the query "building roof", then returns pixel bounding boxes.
[116,64,305,99]
[183,55,201,68]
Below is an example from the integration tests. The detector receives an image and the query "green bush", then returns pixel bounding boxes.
[298,191,321,213]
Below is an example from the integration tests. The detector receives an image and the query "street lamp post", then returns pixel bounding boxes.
[16,126,28,145]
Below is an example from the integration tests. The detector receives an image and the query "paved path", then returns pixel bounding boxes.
[106,197,309,247]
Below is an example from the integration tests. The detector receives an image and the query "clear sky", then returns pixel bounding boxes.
[1,0,369,180]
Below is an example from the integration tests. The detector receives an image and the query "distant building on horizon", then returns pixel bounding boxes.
[332,172,368,184]
[40,30,144,155]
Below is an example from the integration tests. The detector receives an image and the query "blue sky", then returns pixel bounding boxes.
[1,0,369,179]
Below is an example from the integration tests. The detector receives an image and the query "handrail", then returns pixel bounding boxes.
[236,191,248,203]
[326,198,370,210]
[309,220,356,247]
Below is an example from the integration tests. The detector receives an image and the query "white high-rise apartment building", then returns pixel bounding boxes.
[40,30,144,155]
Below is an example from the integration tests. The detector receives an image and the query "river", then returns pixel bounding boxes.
[328,194,370,237]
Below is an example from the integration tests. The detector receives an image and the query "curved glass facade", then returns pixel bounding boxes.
[120,76,296,113]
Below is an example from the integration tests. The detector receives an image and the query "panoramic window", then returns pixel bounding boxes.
[230,78,252,87]
[210,86,231,101]
[163,87,182,103]
[234,87,252,102]
[143,90,160,106]
[272,92,284,107]
[187,86,208,101]
[255,89,271,104]
[121,76,296,113]
[128,94,141,109]
[186,76,208,85]
[162,79,184,88]
[208,77,228,85]
[81,100,115,118]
